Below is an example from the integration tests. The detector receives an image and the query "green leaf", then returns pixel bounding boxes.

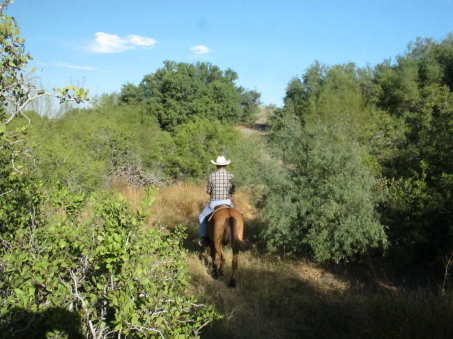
[14,288,24,296]
[131,314,139,325]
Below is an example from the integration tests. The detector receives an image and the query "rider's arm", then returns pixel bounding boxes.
[229,174,236,195]
[206,173,213,195]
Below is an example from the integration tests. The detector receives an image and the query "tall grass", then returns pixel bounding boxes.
[144,181,256,229]
[116,181,453,339]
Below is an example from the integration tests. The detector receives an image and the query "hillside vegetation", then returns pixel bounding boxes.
[2,0,453,336]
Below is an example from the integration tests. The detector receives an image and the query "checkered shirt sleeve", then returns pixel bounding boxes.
[206,169,235,201]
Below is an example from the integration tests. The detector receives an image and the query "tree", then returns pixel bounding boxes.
[282,62,381,130]
[374,57,420,117]
[119,61,261,130]
[379,85,453,261]
[374,34,453,118]
[365,34,453,263]
[262,62,391,262]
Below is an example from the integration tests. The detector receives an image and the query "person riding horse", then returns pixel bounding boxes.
[196,156,236,247]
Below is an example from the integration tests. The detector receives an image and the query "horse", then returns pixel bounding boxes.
[207,206,251,287]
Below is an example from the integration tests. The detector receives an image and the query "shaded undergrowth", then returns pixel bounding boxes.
[188,249,453,339]
[118,182,453,339]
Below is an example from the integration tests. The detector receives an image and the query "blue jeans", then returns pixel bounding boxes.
[198,199,233,237]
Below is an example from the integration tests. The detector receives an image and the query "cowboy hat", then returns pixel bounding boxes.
[211,156,231,165]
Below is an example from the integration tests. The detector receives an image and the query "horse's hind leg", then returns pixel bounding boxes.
[214,243,225,278]
[210,245,219,279]
[229,250,239,288]
[210,244,225,279]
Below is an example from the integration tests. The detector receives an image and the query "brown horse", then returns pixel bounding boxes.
[207,207,251,287]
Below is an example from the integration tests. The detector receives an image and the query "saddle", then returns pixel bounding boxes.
[214,204,231,210]
[208,205,242,222]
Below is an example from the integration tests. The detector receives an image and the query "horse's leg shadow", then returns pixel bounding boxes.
[198,245,209,264]
[212,264,219,279]
[197,246,204,260]
[210,259,224,279]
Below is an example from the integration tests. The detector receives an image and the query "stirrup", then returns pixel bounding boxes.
[193,237,210,247]
[201,236,210,247]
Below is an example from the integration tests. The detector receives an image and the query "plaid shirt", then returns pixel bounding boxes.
[206,168,236,201]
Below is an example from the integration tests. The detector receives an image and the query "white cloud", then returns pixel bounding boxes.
[190,45,211,54]
[87,32,157,53]
[128,35,156,46]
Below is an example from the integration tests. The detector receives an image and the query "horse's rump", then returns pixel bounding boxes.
[209,208,250,252]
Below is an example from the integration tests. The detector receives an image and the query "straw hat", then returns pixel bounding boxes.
[211,156,231,165]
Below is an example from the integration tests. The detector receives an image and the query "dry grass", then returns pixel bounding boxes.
[115,181,453,339]
[111,179,259,247]
[109,177,145,211]
[139,181,256,231]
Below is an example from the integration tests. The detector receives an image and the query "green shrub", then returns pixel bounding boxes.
[27,109,141,192]
[0,186,219,338]
[263,121,387,262]
[157,118,277,191]
[166,118,239,180]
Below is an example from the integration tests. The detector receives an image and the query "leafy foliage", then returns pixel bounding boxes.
[379,84,453,260]
[150,118,279,189]
[0,4,219,337]
[0,187,218,338]
[119,61,261,130]
[0,2,89,168]
[261,61,392,262]
[263,34,453,264]
[283,62,379,126]
[28,108,141,192]
[263,116,387,262]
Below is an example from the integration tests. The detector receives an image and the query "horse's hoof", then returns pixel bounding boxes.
[218,270,224,277]
[228,279,236,288]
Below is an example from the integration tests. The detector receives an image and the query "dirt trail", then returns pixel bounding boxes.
[236,108,271,135]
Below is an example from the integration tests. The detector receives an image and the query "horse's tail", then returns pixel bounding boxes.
[229,216,252,252]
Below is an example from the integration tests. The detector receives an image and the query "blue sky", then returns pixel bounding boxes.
[6,0,453,107]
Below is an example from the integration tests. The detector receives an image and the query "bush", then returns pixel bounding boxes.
[158,118,278,193]
[165,118,239,180]
[27,109,142,193]
[0,186,219,338]
[263,120,387,262]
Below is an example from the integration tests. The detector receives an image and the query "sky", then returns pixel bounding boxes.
[6,0,453,107]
